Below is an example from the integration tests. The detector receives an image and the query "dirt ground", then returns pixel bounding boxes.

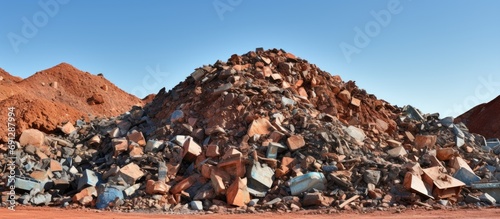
[1,206,499,219]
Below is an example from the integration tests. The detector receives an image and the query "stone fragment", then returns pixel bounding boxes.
[78,169,101,190]
[436,148,456,161]
[61,122,76,134]
[363,170,381,185]
[73,186,97,205]
[19,129,45,147]
[350,97,361,107]
[386,139,402,147]
[302,193,333,207]
[387,146,407,158]
[190,200,203,210]
[96,187,124,209]
[414,135,437,149]
[338,90,351,104]
[344,126,366,143]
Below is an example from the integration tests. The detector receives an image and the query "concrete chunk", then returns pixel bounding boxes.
[267,142,286,158]
[78,169,101,191]
[247,162,274,197]
[344,126,366,143]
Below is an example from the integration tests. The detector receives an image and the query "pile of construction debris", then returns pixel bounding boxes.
[2,48,500,213]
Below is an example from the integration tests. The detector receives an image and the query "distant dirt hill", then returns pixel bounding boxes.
[456,95,500,139]
[0,63,143,142]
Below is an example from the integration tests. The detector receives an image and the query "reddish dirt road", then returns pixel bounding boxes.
[1,207,499,219]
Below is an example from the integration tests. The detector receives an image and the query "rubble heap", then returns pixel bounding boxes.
[0,63,142,142]
[456,95,500,139]
[2,49,500,213]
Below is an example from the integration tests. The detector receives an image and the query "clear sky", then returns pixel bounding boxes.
[1,0,499,117]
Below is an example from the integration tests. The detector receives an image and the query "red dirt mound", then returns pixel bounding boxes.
[0,63,142,143]
[456,95,500,139]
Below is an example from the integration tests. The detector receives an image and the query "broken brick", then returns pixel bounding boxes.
[226,178,250,207]
[119,163,144,185]
[287,135,305,151]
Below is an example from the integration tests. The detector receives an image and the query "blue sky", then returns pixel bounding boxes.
[1,0,499,117]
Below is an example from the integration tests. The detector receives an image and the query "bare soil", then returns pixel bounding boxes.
[0,63,144,142]
[1,206,499,219]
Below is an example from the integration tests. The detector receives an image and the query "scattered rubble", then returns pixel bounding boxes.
[2,49,500,214]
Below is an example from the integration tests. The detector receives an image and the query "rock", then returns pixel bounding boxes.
[344,126,366,143]
[96,187,124,209]
[364,170,381,185]
[387,146,407,158]
[190,201,203,210]
[338,90,351,104]
[78,169,101,191]
[88,93,105,105]
[19,129,45,147]
[302,193,333,207]
[414,135,437,149]
[127,131,146,147]
[286,135,305,151]
[61,122,76,134]
[119,163,144,186]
